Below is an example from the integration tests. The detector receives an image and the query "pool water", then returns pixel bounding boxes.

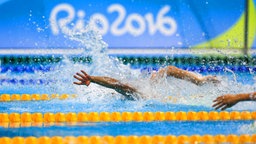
[0,61,256,138]
[0,121,255,137]
[0,28,256,139]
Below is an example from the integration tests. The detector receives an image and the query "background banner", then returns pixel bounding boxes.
[0,0,255,55]
[252,0,256,49]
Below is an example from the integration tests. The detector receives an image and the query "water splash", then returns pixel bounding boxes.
[1,23,256,112]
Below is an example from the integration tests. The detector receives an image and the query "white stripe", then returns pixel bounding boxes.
[109,49,183,55]
[0,48,251,55]
[108,48,244,55]
[0,49,84,55]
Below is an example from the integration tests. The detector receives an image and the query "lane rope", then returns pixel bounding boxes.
[0,134,255,144]
[0,111,255,126]
[0,94,77,101]
[1,55,254,65]
[0,65,253,73]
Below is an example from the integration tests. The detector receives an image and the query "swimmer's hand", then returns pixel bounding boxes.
[73,70,91,86]
[212,94,239,110]
[201,75,220,85]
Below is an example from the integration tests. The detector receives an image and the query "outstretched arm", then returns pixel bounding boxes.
[73,70,139,99]
[153,66,219,85]
[212,92,256,110]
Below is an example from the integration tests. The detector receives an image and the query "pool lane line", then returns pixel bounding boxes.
[0,134,255,144]
[0,79,54,85]
[1,65,254,74]
[0,111,255,126]
[0,94,77,101]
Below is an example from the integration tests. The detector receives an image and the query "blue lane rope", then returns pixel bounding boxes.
[0,79,53,85]
[140,65,252,73]
[0,66,252,73]
[0,65,253,74]
[0,66,53,73]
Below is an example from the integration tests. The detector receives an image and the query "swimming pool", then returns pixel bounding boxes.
[0,55,256,143]
[0,0,256,143]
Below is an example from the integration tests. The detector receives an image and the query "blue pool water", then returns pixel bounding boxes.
[0,63,256,137]
[0,29,256,138]
[0,121,255,137]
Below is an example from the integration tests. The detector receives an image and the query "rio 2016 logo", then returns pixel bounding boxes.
[50,3,177,37]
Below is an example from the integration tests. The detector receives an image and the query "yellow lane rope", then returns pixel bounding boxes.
[0,111,255,127]
[0,94,77,101]
[0,134,256,144]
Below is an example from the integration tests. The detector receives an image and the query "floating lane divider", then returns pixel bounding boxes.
[0,111,255,127]
[0,94,77,101]
[0,134,256,144]
[1,65,254,73]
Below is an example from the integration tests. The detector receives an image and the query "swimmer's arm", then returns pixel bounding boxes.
[212,92,256,110]
[235,92,256,101]
[165,66,203,85]
[229,92,256,102]
[73,70,138,98]
[161,66,219,85]
[151,66,219,85]
[90,76,138,95]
